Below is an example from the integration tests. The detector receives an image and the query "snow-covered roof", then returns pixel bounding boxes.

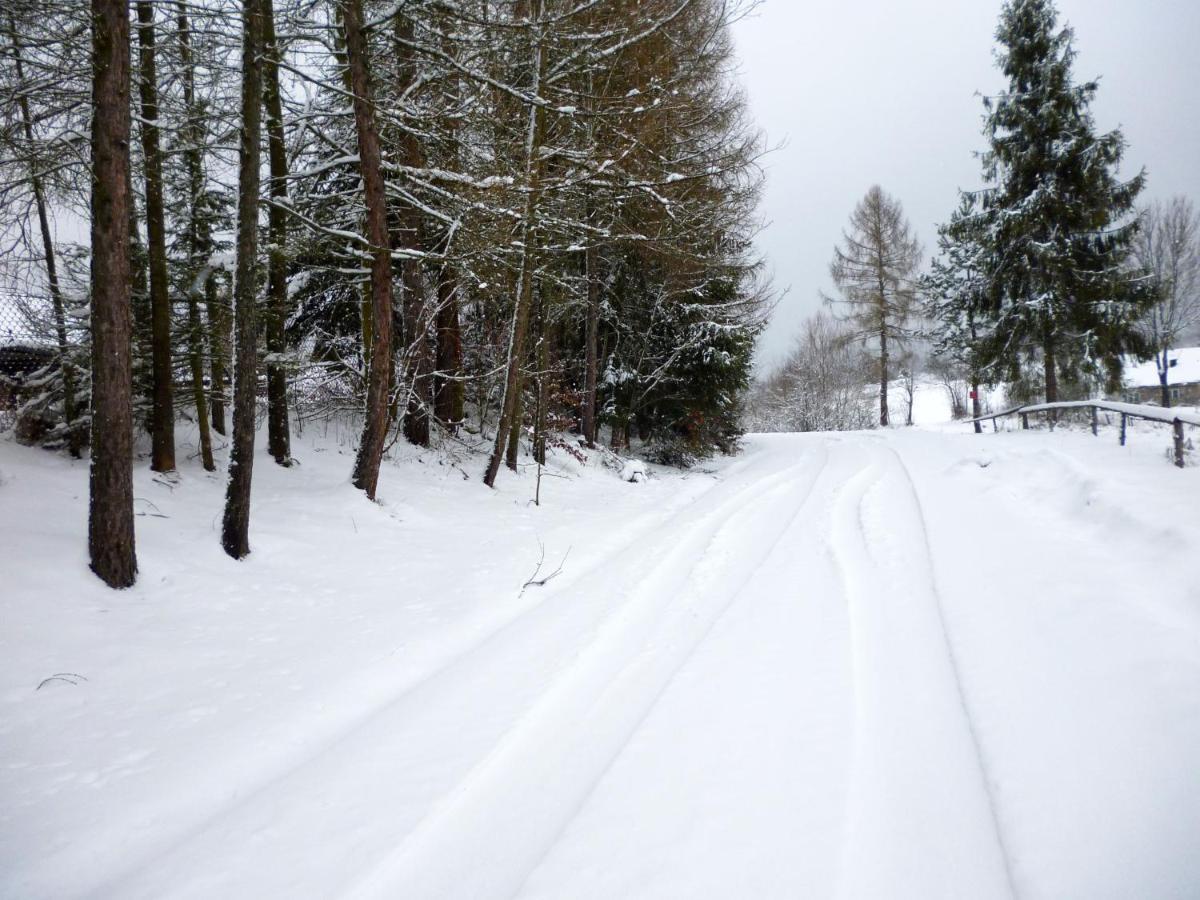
[1124,348,1200,388]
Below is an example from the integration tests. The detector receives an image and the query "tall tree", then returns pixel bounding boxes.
[343,0,395,500]
[825,185,921,427]
[135,0,176,473]
[972,0,1147,402]
[88,0,137,587]
[221,0,263,559]
[483,0,548,488]
[262,0,291,464]
[924,194,994,432]
[1131,197,1200,407]
[4,13,81,456]
[174,2,215,472]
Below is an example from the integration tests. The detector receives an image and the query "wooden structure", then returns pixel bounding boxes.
[966,399,1199,469]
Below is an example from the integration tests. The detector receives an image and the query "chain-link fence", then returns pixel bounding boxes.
[0,290,79,440]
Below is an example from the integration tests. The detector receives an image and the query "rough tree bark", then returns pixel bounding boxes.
[135,0,176,472]
[484,1,546,487]
[582,193,600,447]
[434,269,464,428]
[344,0,396,499]
[89,0,138,588]
[221,0,263,558]
[390,12,432,448]
[262,0,291,465]
[175,3,214,471]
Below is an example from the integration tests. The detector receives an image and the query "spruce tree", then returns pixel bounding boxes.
[973,0,1148,401]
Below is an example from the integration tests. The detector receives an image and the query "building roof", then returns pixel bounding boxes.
[1124,347,1200,388]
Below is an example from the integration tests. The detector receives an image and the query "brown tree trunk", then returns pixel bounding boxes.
[176,4,214,472]
[484,2,546,487]
[506,378,524,472]
[262,0,291,465]
[136,0,176,473]
[1159,348,1171,408]
[1043,339,1059,404]
[390,12,432,448]
[344,0,395,500]
[129,184,152,422]
[89,0,137,588]
[1043,337,1059,429]
[583,196,600,448]
[206,275,228,435]
[879,321,889,427]
[221,0,263,559]
[434,268,464,428]
[6,15,81,456]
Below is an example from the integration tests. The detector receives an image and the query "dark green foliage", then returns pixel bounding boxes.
[929,0,1151,400]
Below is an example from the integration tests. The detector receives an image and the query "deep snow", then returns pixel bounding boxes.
[1,416,1198,899]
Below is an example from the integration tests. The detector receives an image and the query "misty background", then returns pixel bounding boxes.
[732,0,1200,370]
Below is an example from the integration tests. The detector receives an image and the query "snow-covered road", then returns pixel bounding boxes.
[3,429,1198,899]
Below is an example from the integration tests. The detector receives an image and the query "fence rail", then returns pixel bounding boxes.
[966,400,1198,468]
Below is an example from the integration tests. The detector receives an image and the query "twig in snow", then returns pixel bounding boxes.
[36,672,88,691]
[520,540,571,596]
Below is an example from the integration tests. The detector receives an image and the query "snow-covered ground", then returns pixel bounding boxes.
[2,419,1198,899]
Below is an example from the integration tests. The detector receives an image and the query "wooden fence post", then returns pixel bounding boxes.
[1119,413,1126,446]
[1174,419,1186,469]
[1090,405,1098,436]
[1020,412,1029,430]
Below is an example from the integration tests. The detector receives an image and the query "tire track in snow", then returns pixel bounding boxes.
[337,444,832,900]
[828,440,1015,900]
[885,446,1020,899]
[96,443,825,899]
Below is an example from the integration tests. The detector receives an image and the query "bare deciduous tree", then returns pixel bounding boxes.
[1132,197,1200,407]
[825,185,921,426]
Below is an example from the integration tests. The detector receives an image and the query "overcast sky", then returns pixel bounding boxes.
[731,0,1200,370]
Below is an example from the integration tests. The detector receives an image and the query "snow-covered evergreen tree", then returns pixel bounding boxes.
[971,0,1149,400]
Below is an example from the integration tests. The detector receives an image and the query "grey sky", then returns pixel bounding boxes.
[732,0,1200,370]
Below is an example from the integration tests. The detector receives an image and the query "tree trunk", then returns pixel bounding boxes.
[262,0,291,465]
[344,0,396,500]
[506,377,524,472]
[1043,339,1059,403]
[206,275,228,435]
[583,195,600,448]
[484,2,546,487]
[1043,337,1058,429]
[878,322,889,427]
[390,12,432,449]
[1159,347,1171,408]
[971,378,982,435]
[129,184,152,422]
[434,267,464,428]
[176,4,214,472]
[221,0,263,559]
[135,0,176,473]
[6,15,81,456]
[88,0,137,588]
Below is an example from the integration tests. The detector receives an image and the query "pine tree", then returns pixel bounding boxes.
[221,0,264,559]
[973,0,1148,402]
[923,196,993,431]
[88,0,137,587]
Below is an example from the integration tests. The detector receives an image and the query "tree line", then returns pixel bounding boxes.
[753,0,1198,433]
[0,0,768,587]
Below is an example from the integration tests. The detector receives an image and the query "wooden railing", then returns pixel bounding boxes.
[966,400,1200,468]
